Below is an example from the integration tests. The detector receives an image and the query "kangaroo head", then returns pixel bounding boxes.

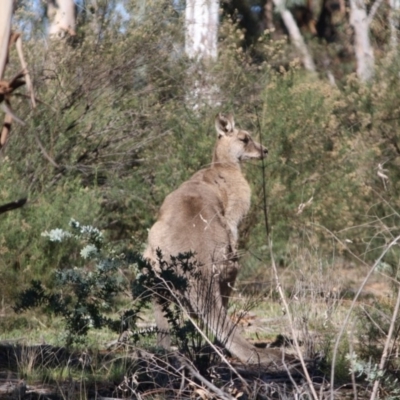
[213,113,268,165]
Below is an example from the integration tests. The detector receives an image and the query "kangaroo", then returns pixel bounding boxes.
[144,114,288,365]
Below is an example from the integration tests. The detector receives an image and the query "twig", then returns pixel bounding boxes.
[269,241,319,400]
[15,36,36,108]
[329,234,400,400]
[255,110,270,237]
[257,129,318,399]
[148,279,248,387]
[18,35,60,169]
[367,0,385,24]
[179,355,236,400]
[34,131,60,168]
[360,305,387,337]
[370,282,400,400]
[349,325,358,400]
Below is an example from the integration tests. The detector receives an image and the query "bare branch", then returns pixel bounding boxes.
[15,36,36,108]
[272,0,316,72]
[370,284,400,400]
[367,0,385,25]
[269,242,319,400]
[179,356,236,400]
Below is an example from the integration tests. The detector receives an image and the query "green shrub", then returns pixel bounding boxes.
[14,219,144,345]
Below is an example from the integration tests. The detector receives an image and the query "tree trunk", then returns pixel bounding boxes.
[273,0,316,72]
[349,0,374,81]
[47,0,76,38]
[389,0,400,49]
[185,0,220,110]
[0,1,13,78]
[185,0,218,61]
[0,1,14,149]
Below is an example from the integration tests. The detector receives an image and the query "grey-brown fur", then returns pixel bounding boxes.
[144,114,288,365]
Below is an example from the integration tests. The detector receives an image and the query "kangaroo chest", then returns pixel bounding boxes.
[191,166,252,246]
[215,170,251,244]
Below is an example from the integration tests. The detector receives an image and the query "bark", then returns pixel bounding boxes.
[185,0,220,109]
[273,0,316,72]
[349,0,374,82]
[47,0,76,38]
[185,0,219,61]
[0,1,13,78]
[0,1,14,149]
[0,4,34,149]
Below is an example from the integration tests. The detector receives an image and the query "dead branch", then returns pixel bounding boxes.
[0,198,27,214]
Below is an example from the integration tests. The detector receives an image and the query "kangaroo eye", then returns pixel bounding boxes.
[240,137,249,144]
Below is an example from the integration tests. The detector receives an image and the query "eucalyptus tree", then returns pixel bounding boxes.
[349,0,374,82]
[47,0,76,38]
[185,0,220,109]
[0,1,13,79]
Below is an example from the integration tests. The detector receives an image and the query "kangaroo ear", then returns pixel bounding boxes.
[215,113,235,137]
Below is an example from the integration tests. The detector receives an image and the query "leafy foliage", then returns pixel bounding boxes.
[14,219,146,345]
[14,219,208,357]
[133,250,217,364]
[347,352,400,399]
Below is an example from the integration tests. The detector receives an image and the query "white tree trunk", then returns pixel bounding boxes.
[0,1,13,148]
[185,0,220,110]
[48,0,76,38]
[185,0,219,61]
[273,0,316,72]
[349,0,375,82]
[0,0,13,78]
